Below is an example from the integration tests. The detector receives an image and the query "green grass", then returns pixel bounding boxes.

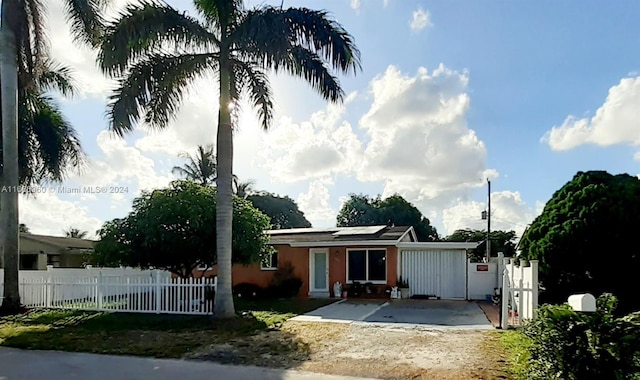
[0,297,336,358]
[500,328,532,380]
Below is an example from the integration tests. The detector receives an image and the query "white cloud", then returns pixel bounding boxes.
[442,191,535,237]
[78,132,174,192]
[357,64,493,217]
[350,0,361,10]
[20,193,103,238]
[297,181,336,227]
[257,93,362,183]
[410,8,432,31]
[47,0,134,98]
[542,76,640,152]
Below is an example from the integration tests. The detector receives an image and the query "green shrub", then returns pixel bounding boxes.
[521,293,640,380]
[267,262,303,298]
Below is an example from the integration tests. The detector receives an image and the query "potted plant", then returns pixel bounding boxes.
[396,276,410,299]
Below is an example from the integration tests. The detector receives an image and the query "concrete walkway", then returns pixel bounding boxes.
[290,299,493,329]
[0,347,376,380]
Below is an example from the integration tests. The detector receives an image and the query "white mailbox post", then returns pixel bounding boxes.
[568,293,596,312]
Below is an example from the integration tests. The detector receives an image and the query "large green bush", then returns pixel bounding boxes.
[519,294,640,380]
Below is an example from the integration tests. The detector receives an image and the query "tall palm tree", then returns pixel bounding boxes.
[64,227,89,239]
[99,0,360,318]
[172,144,217,185]
[0,0,101,314]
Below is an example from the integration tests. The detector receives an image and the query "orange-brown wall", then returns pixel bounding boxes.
[199,245,310,296]
[327,246,398,296]
[198,245,398,298]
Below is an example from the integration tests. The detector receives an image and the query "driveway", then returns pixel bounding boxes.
[290,299,493,329]
[0,347,375,380]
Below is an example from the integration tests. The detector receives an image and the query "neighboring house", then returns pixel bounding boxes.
[0,233,95,270]
[205,225,479,299]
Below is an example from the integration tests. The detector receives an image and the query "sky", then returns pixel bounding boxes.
[21,0,640,239]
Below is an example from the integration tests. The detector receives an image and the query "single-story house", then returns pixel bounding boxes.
[206,225,479,299]
[0,233,95,270]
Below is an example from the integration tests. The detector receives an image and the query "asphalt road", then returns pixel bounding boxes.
[0,347,376,380]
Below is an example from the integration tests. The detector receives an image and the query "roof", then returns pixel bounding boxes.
[20,233,95,250]
[267,225,417,247]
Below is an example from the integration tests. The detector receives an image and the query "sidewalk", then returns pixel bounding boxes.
[0,347,377,380]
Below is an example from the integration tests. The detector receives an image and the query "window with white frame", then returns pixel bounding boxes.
[261,251,278,270]
[347,249,386,283]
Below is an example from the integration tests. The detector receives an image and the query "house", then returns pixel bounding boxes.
[206,225,479,299]
[0,233,95,270]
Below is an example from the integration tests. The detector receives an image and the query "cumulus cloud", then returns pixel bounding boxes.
[350,0,361,10]
[47,0,134,98]
[542,76,640,152]
[297,180,336,227]
[257,93,362,183]
[442,191,535,237]
[20,193,103,238]
[78,131,174,192]
[410,8,432,31]
[357,64,493,217]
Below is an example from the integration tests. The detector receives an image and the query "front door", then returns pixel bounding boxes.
[309,248,329,296]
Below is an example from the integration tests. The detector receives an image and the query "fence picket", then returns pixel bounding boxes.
[0,268,216,315]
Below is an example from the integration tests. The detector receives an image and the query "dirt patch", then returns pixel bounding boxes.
[187,322,511,379]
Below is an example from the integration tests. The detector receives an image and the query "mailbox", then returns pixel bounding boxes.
[568,293,596,312]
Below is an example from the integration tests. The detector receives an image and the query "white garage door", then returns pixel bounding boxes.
[400,250,467,300]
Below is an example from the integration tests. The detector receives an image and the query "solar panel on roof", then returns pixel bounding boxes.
[332,225,386,236]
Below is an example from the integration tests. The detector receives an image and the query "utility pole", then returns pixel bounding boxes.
[487,179,491,263]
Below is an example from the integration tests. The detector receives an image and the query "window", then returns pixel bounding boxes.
[261,251,278,270]
[347,249,386,283]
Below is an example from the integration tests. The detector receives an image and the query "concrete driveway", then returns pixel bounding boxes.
[290,299,493,329]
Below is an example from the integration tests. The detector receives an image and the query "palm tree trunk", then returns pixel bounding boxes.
[213,52,235,318]
[0,14,22,314]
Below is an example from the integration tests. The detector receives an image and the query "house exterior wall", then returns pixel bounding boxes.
[200,245,399,298]
[201,246,310,296]
[327,246,398,296]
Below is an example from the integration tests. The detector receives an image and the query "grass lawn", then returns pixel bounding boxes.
[0,298,335,358]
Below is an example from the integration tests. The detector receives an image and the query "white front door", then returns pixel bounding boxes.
[309,248,329,295]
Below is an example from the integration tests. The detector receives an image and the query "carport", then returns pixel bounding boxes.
[397,242,479,300]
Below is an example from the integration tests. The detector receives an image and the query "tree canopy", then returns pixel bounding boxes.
[171,144,217,186]
[519,171,640,313]
[93,181,273,278]
[336,194,439,241]
[247,192,312,229]
[445,229,517,261]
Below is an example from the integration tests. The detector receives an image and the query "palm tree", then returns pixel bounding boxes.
[64,227,89,239]
[99,0,360,318]
[172,144,217,185]
[0,1,101,314]
[234,179,254,199]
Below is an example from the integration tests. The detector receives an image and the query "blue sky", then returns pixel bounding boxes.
[22,0,640,238]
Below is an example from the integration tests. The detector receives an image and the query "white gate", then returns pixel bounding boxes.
[400,249,467,299]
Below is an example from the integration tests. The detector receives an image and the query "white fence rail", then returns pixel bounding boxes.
[1,267,217,315]
[501,258,538,328]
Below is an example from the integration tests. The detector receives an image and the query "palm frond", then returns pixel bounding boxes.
[194,0,243,33]
[9,93,86,186]
[231,6,361,74]
[38,59,77,97]
[172,144,217,185]
[99,1,219,77]
[232,60,273,130]
[107,52,218,136]
[25,0,48,74]
[63,0,108,47]
[285,46,343,102]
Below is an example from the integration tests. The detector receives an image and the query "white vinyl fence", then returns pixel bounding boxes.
[0,266,217,315]
[501,258,538,328]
